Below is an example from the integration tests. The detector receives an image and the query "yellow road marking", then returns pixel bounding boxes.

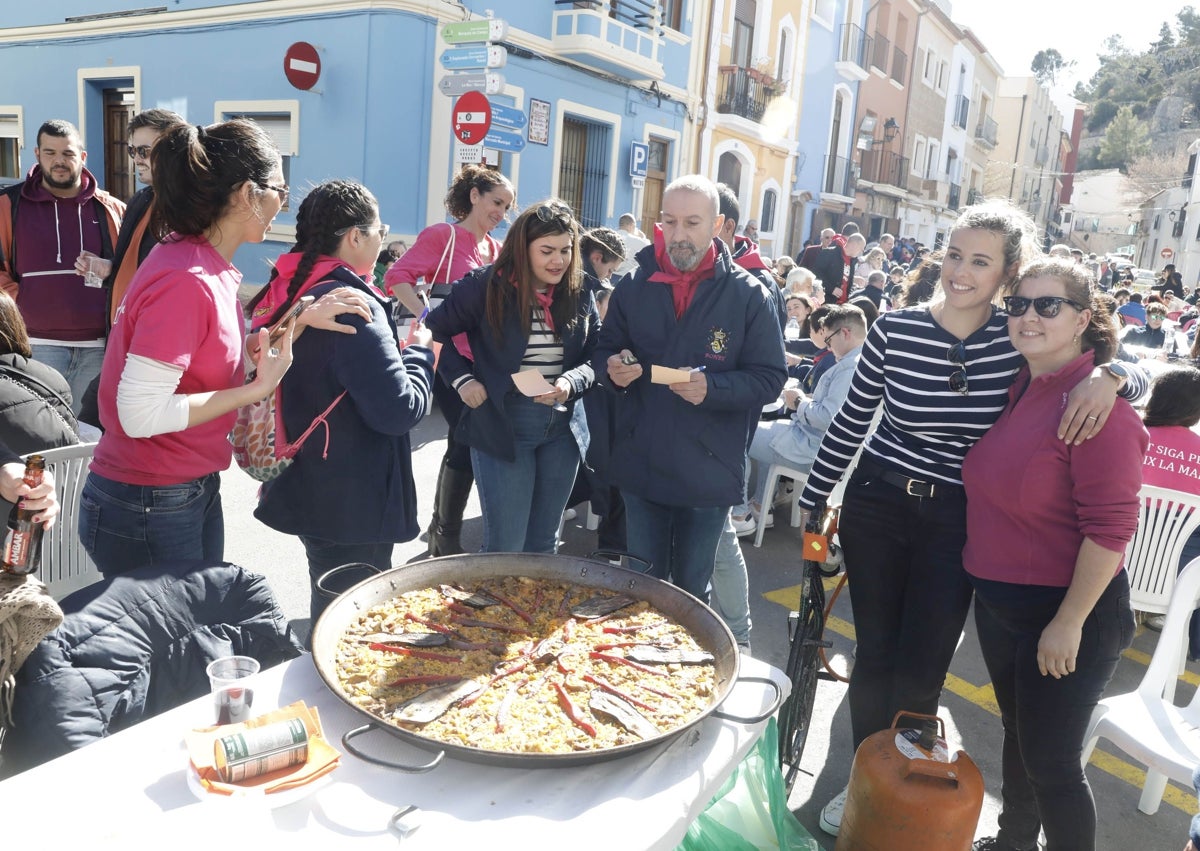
[763,582,1198,815]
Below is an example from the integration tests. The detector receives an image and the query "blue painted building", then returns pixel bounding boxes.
[0,0,704,286]
[788,0,867,250]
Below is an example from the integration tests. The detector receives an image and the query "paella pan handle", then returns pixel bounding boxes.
[315,562,385,600]
[588,549,654,575]
[342,723,446,773]
[710,675,783,725]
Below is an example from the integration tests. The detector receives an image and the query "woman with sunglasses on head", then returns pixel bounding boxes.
[426,200,597,554]
[385,165,515,557]
[798,201,1148,838]
[248,180,433,625]
[964,260,1145,851]
[80,119,296,577]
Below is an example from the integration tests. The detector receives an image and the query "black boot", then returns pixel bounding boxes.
[427,461,473,556]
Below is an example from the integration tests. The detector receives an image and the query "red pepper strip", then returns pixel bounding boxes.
[556,588,573,617]
[484,588,534,625]
[451,616,528,634]
[582,673,656,711]
[385,674,463,688]
[592,642,640,651]
[445,600,478,616]
[530,587,545,617]
[635,681,676,699]
[369,643,463,663]
[602,620,667,634]
[459,658,529,708]
[554,682,597,737]
[557,653,575,675]
[403,613,455,635]
[588,651,668,677]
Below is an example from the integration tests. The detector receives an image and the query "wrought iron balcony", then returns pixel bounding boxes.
[836,23,871,81]
[952,95,969,130]
[715,65,780,123]
[974,115,998,147]
[823,154,854,198]
[871,32,890,73]
[552,0,664,81]
[859,149,909,188]
[890,45,907,85]
[948,183,962,211]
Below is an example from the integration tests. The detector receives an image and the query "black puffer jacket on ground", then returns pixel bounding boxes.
[3,561,303,776]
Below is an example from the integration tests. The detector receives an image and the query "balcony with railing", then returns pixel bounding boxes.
[552,0,664,81]
[871,32,890,73]
[890,46,907,86]
[974,114,998,147]
[952,95,969,130]
[835,23,871,81]
[715,66,781,123]
[948,183,962,211]
[823,154,854,198]
[859,148,909,188]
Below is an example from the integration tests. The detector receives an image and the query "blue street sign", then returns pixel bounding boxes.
[630,141,649,178]
[439,45,507,71]
[484,127,526,153]
[488,101,528,131]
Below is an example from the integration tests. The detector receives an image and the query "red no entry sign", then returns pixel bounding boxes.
[284,42,321,91]
[453,90,492,145]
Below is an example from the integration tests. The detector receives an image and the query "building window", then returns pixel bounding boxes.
[813,0,836,22]
[558,116,611,228]
[717,151,743,195]
[912,137,925,176]
[661,0,683,31]
[732,0,757,67]
[215,100,299,211]
[0,111,21,181]
[761,189,777,232]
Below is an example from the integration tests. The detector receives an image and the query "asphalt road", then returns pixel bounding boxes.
[222,406,1196,850]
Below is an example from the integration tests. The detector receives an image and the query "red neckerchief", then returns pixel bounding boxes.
[648,224,716,319]
[523,281,556,333]
[251,254,359,331]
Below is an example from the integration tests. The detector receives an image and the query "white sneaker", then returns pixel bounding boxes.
[819,787,848,836]
[731,512,757,537]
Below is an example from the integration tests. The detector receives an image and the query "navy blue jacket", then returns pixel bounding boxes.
[427,265,598,462]
[593,240,787,508]
[255,267,433,544]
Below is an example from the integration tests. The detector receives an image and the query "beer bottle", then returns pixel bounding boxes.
[1,455,46,575]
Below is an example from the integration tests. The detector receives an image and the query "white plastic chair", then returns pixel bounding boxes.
[23,442,100,599]
[1081,556,1200,814]
[752,462,810,549]
[1124,484,1200,701]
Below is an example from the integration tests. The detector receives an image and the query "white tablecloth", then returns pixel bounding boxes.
[2,653,788,850]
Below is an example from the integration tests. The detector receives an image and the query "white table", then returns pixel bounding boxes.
[3,653,788,850]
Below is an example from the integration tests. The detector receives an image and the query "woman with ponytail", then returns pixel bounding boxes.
[425,200,597,554]
[81,119,298,577]
[250,179,434,624]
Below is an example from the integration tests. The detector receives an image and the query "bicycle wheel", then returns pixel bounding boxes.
[778,562,828,793]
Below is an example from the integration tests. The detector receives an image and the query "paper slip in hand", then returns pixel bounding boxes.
[512,369,557,397]
[651,365,694,385]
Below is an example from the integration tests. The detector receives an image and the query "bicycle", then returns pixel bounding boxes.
[779,500,844,793]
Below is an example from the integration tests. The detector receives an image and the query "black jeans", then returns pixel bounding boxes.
[300,537,394,626]
[839,461,974,750]
[975,572,1134,851]
[432,372,472,471]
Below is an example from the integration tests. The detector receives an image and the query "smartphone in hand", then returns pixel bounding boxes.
[252,295,314,356]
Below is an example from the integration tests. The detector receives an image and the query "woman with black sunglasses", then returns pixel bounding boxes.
[964,259,1145,851]
[426,200,598,554]
[798,201,1148,838]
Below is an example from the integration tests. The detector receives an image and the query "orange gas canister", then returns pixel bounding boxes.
[834,712,984,851]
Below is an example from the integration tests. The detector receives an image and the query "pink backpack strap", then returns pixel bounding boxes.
[277,390,348,461]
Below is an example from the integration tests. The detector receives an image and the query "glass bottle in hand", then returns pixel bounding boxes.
[1,455,46,575]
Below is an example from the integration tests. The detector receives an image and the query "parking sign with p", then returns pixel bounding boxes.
[630,141,648,189]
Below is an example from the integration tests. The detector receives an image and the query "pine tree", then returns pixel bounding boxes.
[1098,106,1151,171]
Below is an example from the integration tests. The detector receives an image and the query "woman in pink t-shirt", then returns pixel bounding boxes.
[81,120,301,577]
[385,165,514,556]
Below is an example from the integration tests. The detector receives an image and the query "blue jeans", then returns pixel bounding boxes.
[470,394,580,553]
[622,492,728,602]
[710,512,751,645]
[746,419,812,512]
[31,344,105,415]
[79,471,224,577]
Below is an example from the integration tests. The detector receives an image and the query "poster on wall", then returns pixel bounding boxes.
[528,98,551,146]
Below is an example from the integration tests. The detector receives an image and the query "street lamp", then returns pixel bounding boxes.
[883,117,900,142]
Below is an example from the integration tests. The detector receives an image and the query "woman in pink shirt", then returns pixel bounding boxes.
[963,259,1147,851]
[385,165,514,556]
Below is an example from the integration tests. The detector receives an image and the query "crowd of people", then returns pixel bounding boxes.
[6,110,1200,851]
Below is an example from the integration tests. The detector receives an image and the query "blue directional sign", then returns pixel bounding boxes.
[439,45,507,71]
[630,141,649,178]
[484,127,526,153]
[488,101,528,131]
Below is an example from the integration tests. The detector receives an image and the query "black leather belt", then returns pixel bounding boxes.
[859,458,964,500]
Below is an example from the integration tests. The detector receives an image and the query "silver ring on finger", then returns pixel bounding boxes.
[1085,415,1098,421]
[268,347,281,357]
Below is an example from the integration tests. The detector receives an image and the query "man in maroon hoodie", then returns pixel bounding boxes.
[0,120,124,412]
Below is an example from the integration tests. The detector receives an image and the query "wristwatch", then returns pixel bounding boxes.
[1100,361,1129,385]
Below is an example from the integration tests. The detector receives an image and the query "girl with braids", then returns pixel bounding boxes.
[82,119,294,576]
[426,200,598,554]
[385,165,514,556]
[250,180,434,624]
[964,260,1145,851]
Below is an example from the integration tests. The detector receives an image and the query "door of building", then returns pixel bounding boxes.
[103,89,136,202]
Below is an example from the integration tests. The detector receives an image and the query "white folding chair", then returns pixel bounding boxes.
[1124,484,1200,701]
[1081,557,1200,814]
[23,442,100,599]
